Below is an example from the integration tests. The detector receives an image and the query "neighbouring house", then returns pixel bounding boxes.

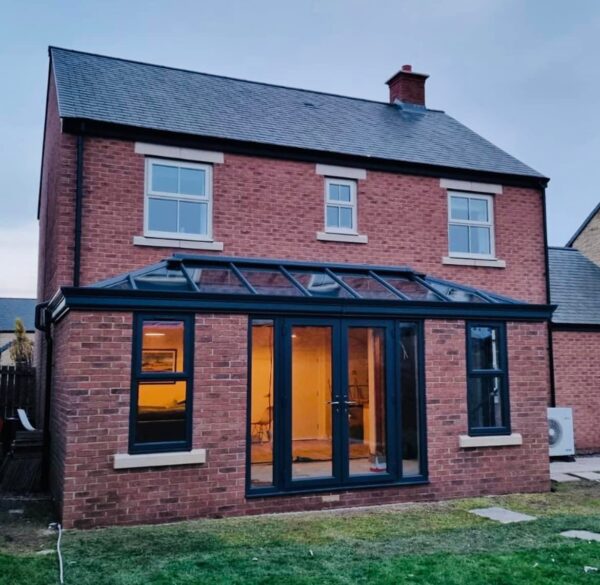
[550,203,600,453]
[0,298,36,366]
[37,47,554,529]
[566,202,600,267]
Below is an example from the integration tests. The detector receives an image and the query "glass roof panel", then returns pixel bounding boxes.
[427,281,487,303]
[335,273,397,300]
[290,271,353,298]
[107,279,133,290]
[134,267,192,291]
[240,269,303,296]
[187,266,250,294]
[381,275,438,301]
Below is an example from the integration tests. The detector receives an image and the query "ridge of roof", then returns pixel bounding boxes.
[566,201,600,247]
[48,46,445,113]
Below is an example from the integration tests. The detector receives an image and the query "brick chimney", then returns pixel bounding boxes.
[386,65,429,106]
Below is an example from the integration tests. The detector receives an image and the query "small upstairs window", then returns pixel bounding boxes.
[325,178,357,234]
[145,158,213,240]
[466,322,510,436]
[448,192,494,258]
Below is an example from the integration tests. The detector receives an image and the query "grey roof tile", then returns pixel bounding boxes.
[50,47,545,179]
[549,247,600,325]
[0,298,36,332]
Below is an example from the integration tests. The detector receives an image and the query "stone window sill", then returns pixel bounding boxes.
[316,232,368,244]
[113,449,206,470]
[442,256,506,269]
[459,433,522,449]
[133,236,224,251]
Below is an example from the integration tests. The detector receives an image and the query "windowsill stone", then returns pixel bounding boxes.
[442,256,506,268]
[134,236,224,251]
[316,232,368,244]
[113,449,206,470]
[459,433,522,449]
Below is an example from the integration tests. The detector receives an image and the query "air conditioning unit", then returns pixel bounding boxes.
[548,407,575,457]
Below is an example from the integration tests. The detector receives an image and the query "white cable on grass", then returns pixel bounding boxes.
[56,523,64,584]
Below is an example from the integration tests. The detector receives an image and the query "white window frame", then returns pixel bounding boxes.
[144,157,213,241]
[447,191,495,260]
[324,177,358,235]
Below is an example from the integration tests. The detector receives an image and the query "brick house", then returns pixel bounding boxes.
[550,203,600,453]
[36,48,555,529]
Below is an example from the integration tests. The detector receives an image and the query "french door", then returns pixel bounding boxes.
[283,318,397,489]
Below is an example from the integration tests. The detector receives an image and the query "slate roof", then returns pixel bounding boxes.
[49,47,545,180]
[548,247,600,325]
[0,298,36,332]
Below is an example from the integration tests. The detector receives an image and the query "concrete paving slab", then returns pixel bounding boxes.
[550,472,581,483]
[469,507,536,524]
[561,530,600,542]
[569,471,600,481]
[551,456,600,474]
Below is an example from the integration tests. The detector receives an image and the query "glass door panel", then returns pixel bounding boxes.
[347,327,388,477]
[291,326,334,481]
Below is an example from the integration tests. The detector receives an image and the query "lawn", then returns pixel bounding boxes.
[1,482,600,584]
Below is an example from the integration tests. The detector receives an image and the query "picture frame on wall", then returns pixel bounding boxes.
[142,349,177,373]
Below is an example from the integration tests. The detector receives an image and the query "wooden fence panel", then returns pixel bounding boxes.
[0,365,36,421]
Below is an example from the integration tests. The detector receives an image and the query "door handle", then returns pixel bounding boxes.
[345,401,358,406]
[327,401,340,405]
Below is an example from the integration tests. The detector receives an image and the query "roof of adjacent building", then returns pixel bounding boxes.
[549,247,600,325]
[49,47,546,181]
[0,298,37,332]
[566,201,600,246]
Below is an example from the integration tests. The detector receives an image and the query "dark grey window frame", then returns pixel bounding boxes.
[129,312,195,454]
[465,321,510,436]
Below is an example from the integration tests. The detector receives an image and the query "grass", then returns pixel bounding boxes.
[1,482,600,584]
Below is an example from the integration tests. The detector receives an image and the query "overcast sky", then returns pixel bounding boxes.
[1,0,599,298]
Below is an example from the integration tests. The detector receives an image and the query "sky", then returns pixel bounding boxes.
[0,0,599,298]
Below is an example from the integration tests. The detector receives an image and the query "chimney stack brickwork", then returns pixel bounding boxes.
[386,65,429,106]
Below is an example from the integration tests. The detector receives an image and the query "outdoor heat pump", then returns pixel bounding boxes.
[548,407,575,457]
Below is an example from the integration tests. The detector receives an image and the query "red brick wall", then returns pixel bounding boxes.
[51,311,549,529]
[38,129,547,304]
[553,330,600,453]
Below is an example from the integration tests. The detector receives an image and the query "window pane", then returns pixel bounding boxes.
[179,167,206,196]
[450,196,469,220]
[338,184,351,202]
[348,327,387,476]
[470,227,491,255]
[250,321,275,487]
[241,269,302,296]
[339,207,353,229]
[470,326,500,370]
[449,224,469,253]
[291,326,333,480]
[148,198,177,233]
[337,274,396,300]
[382,276,438,301]
[190,267,249,294]
[326,205,339,228]
[136,381,187,444]
[290,271,352,298]
[469,198,489,222]
[135,266,191,291]
[179,201,208,235]
[141,320,185,372]
[151,164,178,193]
[399,323,420,476]
[328,184,340,201]
[468,376,504,429]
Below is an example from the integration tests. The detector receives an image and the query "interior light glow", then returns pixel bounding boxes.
[144,332,166,337]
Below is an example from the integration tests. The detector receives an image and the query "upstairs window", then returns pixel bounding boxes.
[145,158,213,240]
[130,314,194,453]
[466,322,510,436]
[325,178,357,234]
[448,192,494,258]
